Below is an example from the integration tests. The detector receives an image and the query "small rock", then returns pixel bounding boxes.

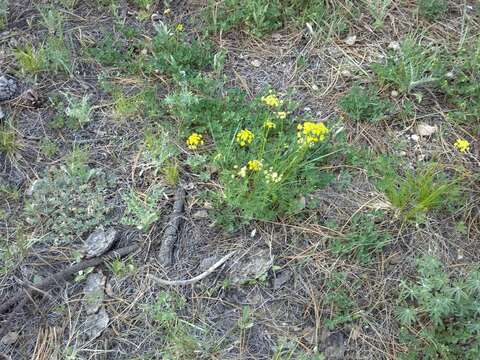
[388,41,400,51]
[0,106,4,120]
[84,228,118,259]
[0,74,18,101]
[273,270,292,289]
[251,59,262,67]
[410,134,419,142]
[391,90,399,97]
[321,331,346,360]
[84,307,109,340]
[416,123,437,137]
[344,35,357,46]
[1,332,19,345]
[84,272,106,315]
[193,210,208,219]
[229,248,273,285]
[340,69,352,78]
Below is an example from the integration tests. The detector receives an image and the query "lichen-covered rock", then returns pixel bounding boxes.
[0,74,18,101]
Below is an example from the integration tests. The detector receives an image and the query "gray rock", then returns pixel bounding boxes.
[84,271,106,315]
[229,248,273,285]
[273,269,292,289]
[84,307,109,340]
[0,74,18,101]
[84,227,118,258]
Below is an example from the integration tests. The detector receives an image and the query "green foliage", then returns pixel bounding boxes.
[418,0,447,21]
[38,5,64,35]
[148,291,199,359]
[364,0,392,30]
[0,123,18,154]
[378,163,461,222]
[147,23,215,78]
[0,0,7,30]
[39,138,59,157]
[339,85,392,122]
[397,256,480,359]
[45,35,73,74]
[141,127,178,175]
[323,272,360,330]
[441,36,480,125]
[121,185,164,231]
[23,149,115,243]
[204,0,353,37]
[372,36,444,93]
[13,44,47,75]
[329,212,390,264]
[64,94,93,128]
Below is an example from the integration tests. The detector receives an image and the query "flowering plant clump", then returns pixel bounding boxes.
[297,121,329,146]
[236,129,254,146]
[247,159,263,171]
[261,91,283,107]
[264,167,283,184]
[186,133,204,150]
[454,138,470,153]
[263,120,276,129]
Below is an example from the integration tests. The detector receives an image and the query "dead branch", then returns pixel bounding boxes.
[158,186,186,266]
[0,244,139,316]
[148,252,235,286]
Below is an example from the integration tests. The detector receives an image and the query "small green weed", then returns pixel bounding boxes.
[0,123,18,155]
[13,44,47,75]
[0,0,7,30]
[378,163,461,222]
[121,185,164,231]
[38,5,64,35]
[64,94,93,128]
[329,212,391,264]
[418,0,447,21]
[372,35,444,94]
[142,127,178,175]
[397,256,480,359]
[323,272,361,330]
[364,0,392,30]
[45,36,72,74]
[39,138,58,157]
[339,85,392,122]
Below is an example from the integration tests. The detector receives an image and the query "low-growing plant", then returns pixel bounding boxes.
[372,35,444,94]
[329,212,391,264]
[121,185,164,231]
[0,123,18,155]
[339,85,392,122]
[364,0,392,30]
[45,35,73,74]
[418,0,447,21]
[441,36,480,125]
[64,94,93,128]
[38,5,64,35]
[141,127,178,175]
[23,148,115,243]
[378,163,461,222]
[39,138,58,157]
[323,272,361,330]
[13,44,47,75]
[397,256,480,359]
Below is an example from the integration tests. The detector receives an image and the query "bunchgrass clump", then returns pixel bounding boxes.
[13,44,48,75]
[418,0,448,21]
[378,163,461,222]
[397,256,480,359]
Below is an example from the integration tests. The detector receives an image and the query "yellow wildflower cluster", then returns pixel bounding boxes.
[263,120,276,129]
[261,91,283,108]
[454,138,470,153]
[186,133,204,150]
[297,121,329,146]
[264,167,283,184]
[175,23,184,31]
[247,159,263,172]
[277,111,287,119]
[236,129,254,147]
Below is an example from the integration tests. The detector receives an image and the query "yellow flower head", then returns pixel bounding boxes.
[277,111,287,119]
[261,91,283,108]
[297,121,329,146]
[175,23,184,32]
[263,120,276,129]
[454,138,470,153]
[247,159,263,172]
[163,8,172,15]
[186,133,204,150]
[236,129,254,147]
